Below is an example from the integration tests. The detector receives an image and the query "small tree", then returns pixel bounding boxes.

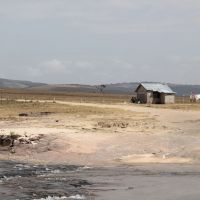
[97,85,106,93]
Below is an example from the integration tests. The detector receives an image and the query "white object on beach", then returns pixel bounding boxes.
[162,153,171,159]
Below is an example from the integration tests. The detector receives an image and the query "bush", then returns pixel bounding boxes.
[131,97,137,103]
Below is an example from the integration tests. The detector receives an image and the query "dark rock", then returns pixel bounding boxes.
[19,113,29,117]
[40,112,53,116]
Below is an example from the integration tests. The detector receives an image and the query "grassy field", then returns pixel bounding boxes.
[0,100,120,119]
[0,88,200,112]
[0,88,132,104]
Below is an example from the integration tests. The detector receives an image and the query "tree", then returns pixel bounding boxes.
[97,85,106,93]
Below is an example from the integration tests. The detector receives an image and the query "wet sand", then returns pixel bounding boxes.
[92,165,200,200]
[1,161,200,200]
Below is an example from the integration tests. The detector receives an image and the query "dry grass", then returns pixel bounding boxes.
[0,88,132,104]
[143,103,200,111]
[1,88,198,116]
[0,100,130,119]
[0,99,157,133]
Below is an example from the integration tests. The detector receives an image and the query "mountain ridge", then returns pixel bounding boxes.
[0,78,47,89]
[0,78,200,96]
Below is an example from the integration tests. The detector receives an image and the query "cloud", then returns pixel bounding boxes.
[22,58,139,84]
[1,1,200,84]
[28,58,96,80]
[1,0,200,33]
[38,59,66,74]
[1,55,200,84]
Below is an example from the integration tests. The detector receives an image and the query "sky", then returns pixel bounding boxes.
[0,0,200,85]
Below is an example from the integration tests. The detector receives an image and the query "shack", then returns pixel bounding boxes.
[135,83,175,104]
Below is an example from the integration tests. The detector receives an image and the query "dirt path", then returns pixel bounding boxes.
[55,100,200,121]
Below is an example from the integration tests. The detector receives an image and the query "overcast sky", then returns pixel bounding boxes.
[0,0,200,84]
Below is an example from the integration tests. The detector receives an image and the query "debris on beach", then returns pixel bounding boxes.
[97,121,129,129]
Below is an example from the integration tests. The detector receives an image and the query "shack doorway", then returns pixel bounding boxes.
[152,92,161,104]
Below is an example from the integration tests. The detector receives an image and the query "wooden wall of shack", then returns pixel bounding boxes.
[136,85,175,104]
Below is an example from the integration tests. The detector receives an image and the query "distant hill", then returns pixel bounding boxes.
[168,83,200,96]
[106,83,200,96]
[30,84,98,93]
[30,83,138,94]
[0,78,200,96]
[29,82,200,96]
[0,78,47,89]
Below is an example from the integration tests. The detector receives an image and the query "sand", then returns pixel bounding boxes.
[0,100,200,165]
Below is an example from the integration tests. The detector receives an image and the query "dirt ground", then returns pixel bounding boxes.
[0,100,200,166]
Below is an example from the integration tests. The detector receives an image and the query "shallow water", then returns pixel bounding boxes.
[1,161,200,200]
[0,161,93,200]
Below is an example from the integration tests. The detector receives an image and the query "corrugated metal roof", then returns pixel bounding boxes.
[136,83,176,94]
